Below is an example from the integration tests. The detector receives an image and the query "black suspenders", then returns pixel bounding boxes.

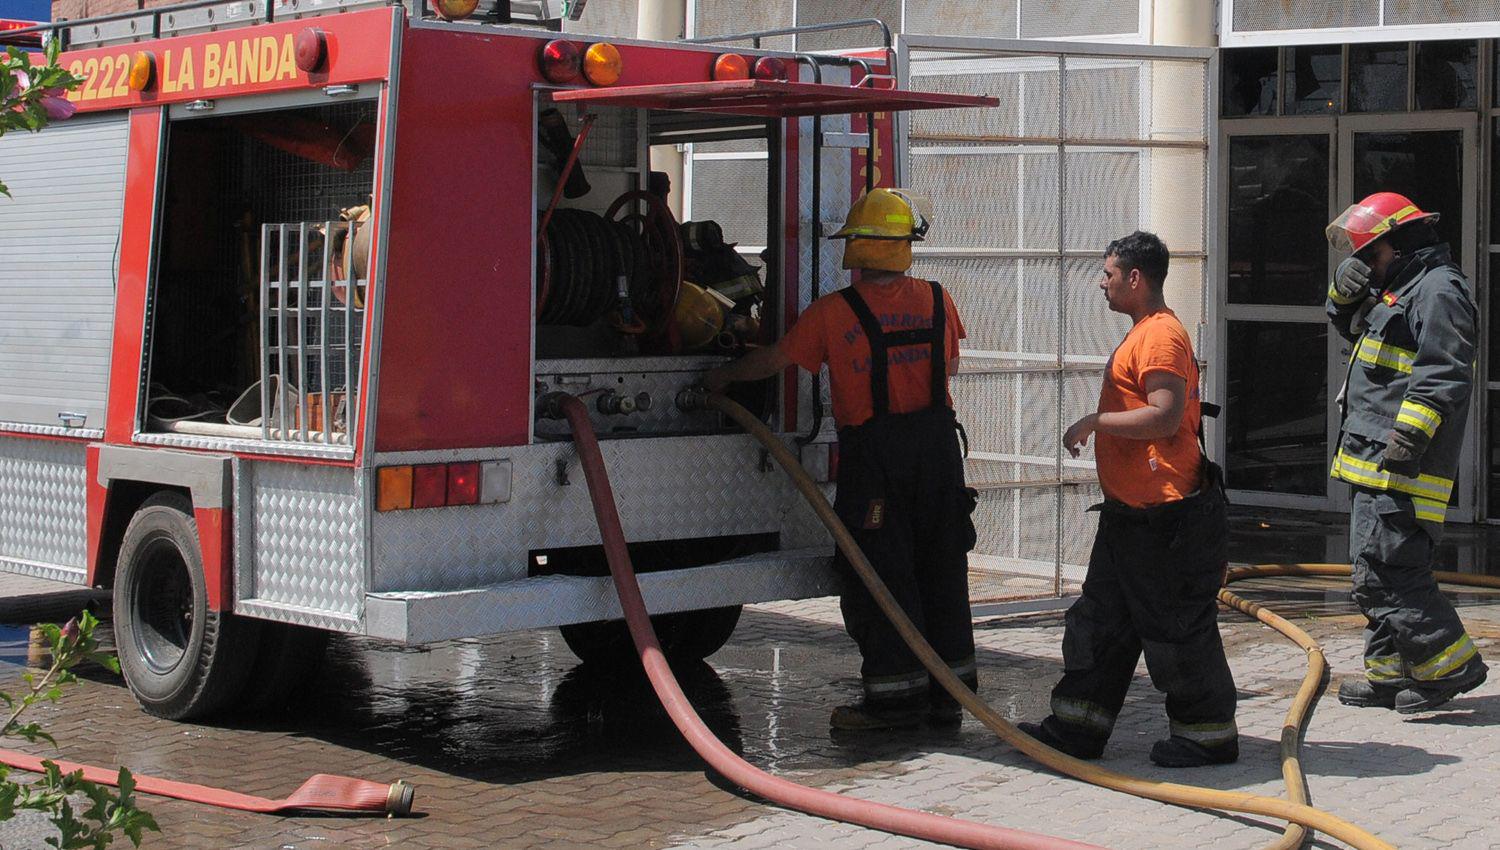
[838,280,948,418]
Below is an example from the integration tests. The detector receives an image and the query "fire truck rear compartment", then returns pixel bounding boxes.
[531,98,780,441]
[144,99,377,445]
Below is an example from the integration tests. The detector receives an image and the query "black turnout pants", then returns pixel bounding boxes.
[1349,488,1482,689]
[1047,488,1238,748]
[833,407,979,709]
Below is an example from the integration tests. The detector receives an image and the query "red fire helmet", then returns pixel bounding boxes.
[1325,191,1440,255]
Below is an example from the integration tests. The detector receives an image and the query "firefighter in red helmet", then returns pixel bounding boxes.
[1326,191,1488,713]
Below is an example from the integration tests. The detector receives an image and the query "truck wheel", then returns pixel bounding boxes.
[559,605,743,666]
[239,622,329,715]
[655,605,742,661]
[113,492,260,720]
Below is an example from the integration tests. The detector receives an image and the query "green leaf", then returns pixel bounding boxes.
[45,34,60,64]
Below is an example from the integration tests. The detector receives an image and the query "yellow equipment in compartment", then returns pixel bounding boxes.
[673,281,735,351]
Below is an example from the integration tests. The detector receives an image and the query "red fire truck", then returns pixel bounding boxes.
[0,0,992,719]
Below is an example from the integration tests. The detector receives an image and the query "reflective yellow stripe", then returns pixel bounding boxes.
[1168,719,1238,745]
[1370,204,1421,236]
[1412,634,1478,681]
[1365,655,1405,681]
[883,213,912,224]
[1329,280,1361,305]
[1396,400,1442,438]
[1354,336,1416,374]
[1051,697,1115,734]
[1412,497,1448,524]
[1330,449,1454,501]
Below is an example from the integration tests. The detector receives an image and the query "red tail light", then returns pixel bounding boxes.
[540,39,582,84]
[447,463,480,506]
[752,56,788,81]
[412,465,448,509]
[713,53,750,81]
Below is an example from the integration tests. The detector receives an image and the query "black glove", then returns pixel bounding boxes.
[1332,256,1372,303]
[1379,424,1430,478]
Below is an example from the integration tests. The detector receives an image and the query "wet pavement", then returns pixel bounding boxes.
[0,508,1496,849]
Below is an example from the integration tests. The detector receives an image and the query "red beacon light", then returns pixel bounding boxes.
[539,39,582,84]
[294,27,326,73]
[751,56,788,81]
[713,53,750,81]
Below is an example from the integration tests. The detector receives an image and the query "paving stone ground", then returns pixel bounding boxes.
[0,511,1495,849]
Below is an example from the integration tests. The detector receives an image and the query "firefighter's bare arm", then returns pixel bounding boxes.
[1063,372,1186,457]
[704,344,795,393]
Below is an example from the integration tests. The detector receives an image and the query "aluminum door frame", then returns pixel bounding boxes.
[1336,111,1481,522]
[1217,115,1339,511]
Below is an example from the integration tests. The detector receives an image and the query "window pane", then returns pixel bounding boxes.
[1284,45,1341,114]
[1416,41,1477,110]
[1222,47,1278,117]
[1226,321,1328,496]
[1349,42,1408,113]
[1352,131,1464,253]
[1490,390,1500,513]
[1227,135,1330,306]
[1490,253,1500,377]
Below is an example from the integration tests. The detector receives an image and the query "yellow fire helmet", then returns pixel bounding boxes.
[831,188,931,272]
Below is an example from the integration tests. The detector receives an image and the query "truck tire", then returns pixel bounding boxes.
[560,605,743,666]
[239,622,329,715]
[113,492,260,720]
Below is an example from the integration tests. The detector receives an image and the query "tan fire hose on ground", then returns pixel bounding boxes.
[704,392,1497,850]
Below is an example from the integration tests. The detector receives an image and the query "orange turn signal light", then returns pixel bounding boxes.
[376,466,414,512]
[583,42,622,86]
[127,51,155,92]
[431,0,479,20]
[713,53,750,81]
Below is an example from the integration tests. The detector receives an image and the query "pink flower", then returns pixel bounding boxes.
[60,618,79,643]
[39,89,75,120]
[8,69,76,121]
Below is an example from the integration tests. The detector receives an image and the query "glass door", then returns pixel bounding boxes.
[1336,113,1479,520]
[1217,117,1339,510]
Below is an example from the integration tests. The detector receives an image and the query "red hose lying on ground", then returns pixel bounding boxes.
[558,393,1103,850]
[0,746,414,815]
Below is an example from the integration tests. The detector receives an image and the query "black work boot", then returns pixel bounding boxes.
[927,701,963,729]
[1016,717,1106,760]
[1149,736,1239,768]
[1394,660,1489,715]
[829,701,923,731]
[1337,677,1399,709]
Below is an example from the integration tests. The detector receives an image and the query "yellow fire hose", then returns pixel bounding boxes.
[704,393,1495,850]
[1219,565,1500,849]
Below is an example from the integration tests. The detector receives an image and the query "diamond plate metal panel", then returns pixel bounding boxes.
[366,549,838,643]
[370,434,801,593]
[0,437,88,582]
[244,460,364,619]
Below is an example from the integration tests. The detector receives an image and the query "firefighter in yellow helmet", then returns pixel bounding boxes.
[706,189,980,731]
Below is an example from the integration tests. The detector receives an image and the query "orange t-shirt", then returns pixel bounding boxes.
[1094,309,1202,508]
[780,277,965,429]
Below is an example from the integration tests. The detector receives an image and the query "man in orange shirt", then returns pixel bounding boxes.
[1018,231,1238,768]
[705,189,979,731]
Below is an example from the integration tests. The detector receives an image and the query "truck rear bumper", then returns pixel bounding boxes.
[363,548,838,643]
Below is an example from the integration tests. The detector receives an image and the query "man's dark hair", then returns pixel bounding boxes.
[1105,231,1170,290]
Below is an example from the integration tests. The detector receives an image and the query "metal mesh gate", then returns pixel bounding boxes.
[898,37,1213,607]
